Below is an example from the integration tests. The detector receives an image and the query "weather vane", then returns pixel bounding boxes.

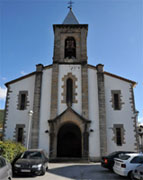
[68,0,74,10]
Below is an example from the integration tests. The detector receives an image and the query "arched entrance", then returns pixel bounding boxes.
[57,123,81,158]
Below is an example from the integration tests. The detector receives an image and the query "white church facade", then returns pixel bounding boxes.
[3,9,138,161]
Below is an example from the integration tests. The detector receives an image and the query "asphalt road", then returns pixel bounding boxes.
[13,163,127,180]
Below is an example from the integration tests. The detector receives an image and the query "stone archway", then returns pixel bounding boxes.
[57,123,81,158]
[48,107,91,160]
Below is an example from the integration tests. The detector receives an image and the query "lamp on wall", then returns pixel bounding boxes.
[45,130,49,133]
[90,129,94,132]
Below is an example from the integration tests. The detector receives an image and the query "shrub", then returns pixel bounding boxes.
[0,140,26,162]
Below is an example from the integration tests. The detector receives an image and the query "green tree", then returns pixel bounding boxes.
[0,140,26,162]
[0,110,4,128]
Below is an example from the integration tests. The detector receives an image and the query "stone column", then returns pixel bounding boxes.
[81,65,89,159]
[2,86,12,140]
[83,131,89,158]
[81,65,89,119]
[50,64,59,119]
[49,64,59,158]
[80,27,88,64]
[129,84,139,151]
[97,64,107,156]
[48,121,56,158]
[31,64,43,149]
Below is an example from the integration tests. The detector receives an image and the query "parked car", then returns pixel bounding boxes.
[101,151,135,170]
[0,156,12,180]
[13,149,49,176]
[113,153,143,179]
[131,164,143,180]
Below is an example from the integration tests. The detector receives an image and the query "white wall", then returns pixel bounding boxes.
[104,74,136,153]
[88,68,100,158]
[38,68,52,153]
[58,65,82,115]
[5,75,35,146]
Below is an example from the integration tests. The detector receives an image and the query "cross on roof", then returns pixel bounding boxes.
[68,0,74,10]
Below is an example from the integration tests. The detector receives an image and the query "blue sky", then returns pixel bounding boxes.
[0,0,143,122]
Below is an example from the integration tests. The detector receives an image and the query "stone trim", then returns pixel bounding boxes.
[110,90,124,110]
[112,124,125,146]
[50,64,59,119]
[61,73,78,104]
[96,64,107,156]
[13,124,25,145]
[81,65,89,119]
[2,86,12,140]
[53,24,88,30]
[17,91,29,110]
[31,64,43,149]
[129,84,139,151]
[48,107,90,159]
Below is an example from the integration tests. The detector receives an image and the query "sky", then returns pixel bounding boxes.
[0,0,143,122]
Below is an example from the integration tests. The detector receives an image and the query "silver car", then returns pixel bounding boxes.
[0,156,12,180]
[132,164,143,180]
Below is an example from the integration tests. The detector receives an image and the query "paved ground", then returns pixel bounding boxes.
[13,163,128,180]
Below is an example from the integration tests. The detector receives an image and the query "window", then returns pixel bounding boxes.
[15,124,25,144]
[114,93,120,110]
[131,156,143,164]
[66,78,73,106]
[18,91,28,110]
[61,73,77,104]
[113,124,125,146]
[20,94,26,110]
[65,37,76,59]
[22,151,42,159]
[111,90,122,110]
[116,128,122,146]
[17,127,23,143]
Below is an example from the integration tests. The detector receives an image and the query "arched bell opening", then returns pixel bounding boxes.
[65,37,76,59]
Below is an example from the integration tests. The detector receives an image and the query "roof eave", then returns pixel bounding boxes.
[5,64,53,87]
[104,71,137,86]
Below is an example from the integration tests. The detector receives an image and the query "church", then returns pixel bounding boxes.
[3,8,138,161]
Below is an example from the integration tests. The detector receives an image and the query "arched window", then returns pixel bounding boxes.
[66,78,73,106]
[65,37,76,59]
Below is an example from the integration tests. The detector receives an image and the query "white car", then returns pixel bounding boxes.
[113,153,143,179]
[0,156,12,180]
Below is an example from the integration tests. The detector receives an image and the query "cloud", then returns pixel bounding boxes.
[0,87,7,99]
[20,71,26,76]
[1,77,6,81]
[138,116,143,123]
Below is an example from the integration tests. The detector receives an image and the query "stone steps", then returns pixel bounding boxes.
[49,157,89,163]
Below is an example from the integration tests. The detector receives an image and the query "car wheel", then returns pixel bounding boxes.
[40,166,46,176]
[46,166,48,172]
[128,171,134,180]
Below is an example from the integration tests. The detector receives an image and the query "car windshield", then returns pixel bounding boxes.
[21,151,42,159]
[118,155,130,160]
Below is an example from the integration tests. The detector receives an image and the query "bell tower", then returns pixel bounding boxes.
[53,8,88,64]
